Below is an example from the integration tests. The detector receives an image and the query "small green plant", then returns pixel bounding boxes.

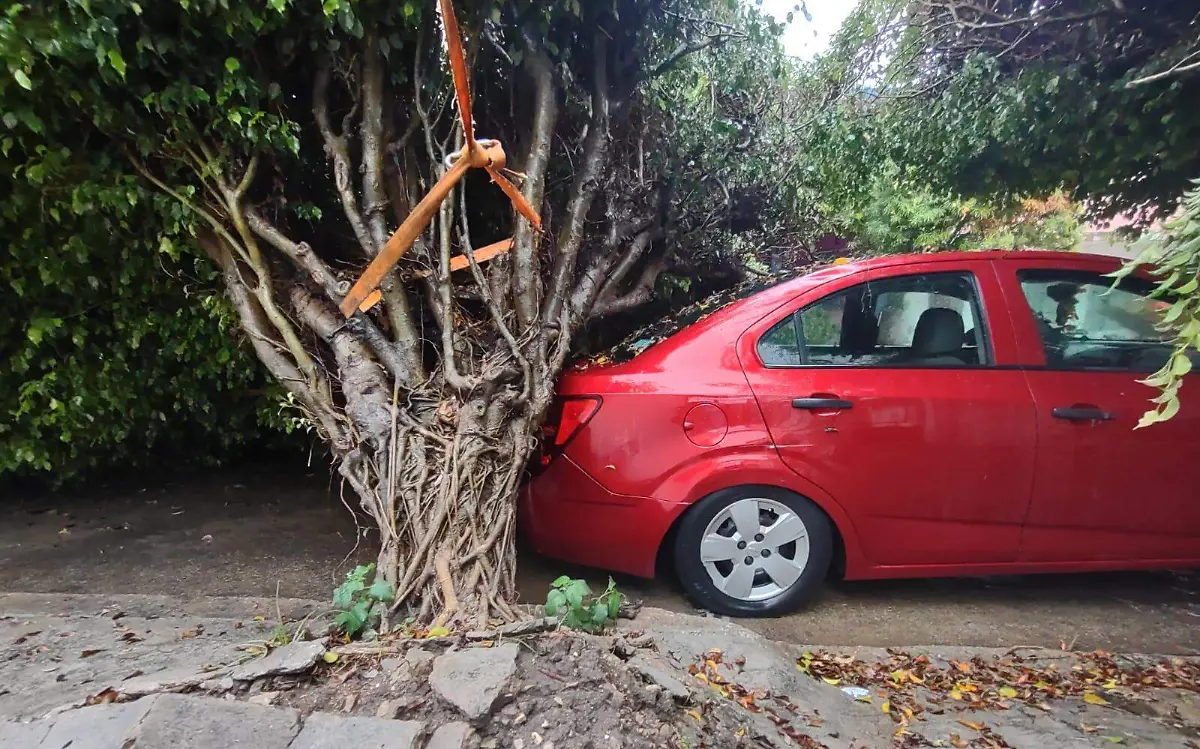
[544,576,622,632]
[332,563,395,638]
[269,621,292,647]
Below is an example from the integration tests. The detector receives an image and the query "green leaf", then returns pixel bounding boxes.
[551,575,572,588]
[367,579,395,602]
[545,589,566,616]
[332,577,365,610]
[106,49,126,79]
[1163,299,1188,323]
[225,57,240,74]
[1171,354,1192,377]
[13,69,32,91]
[564,586,584,611]
[334,607,365,635]
[606,589,621,619]
[566,579,591,600]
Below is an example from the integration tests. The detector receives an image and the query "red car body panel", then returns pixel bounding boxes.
[522,251,1200,583]
[738,258,1040,569]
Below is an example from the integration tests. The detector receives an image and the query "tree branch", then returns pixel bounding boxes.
[291,287,394,444]
[244,208,414,385]
[512,31,558,328]
[314,60,376,257]
[591,255,667,318]
[316,54,425,377]
[360,34,390,251]
[568,212,657,317]
[542,31,611,324]
[198,232,348,450]
[647,34,739,80]
[458,183,532,406]
[431,136,476,394]
[1127,49,1200,87]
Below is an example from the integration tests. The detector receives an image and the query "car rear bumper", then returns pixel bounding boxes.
[519,455,688,578]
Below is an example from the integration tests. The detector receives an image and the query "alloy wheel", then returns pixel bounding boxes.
[698,496,811,602]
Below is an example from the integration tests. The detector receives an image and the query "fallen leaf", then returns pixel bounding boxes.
[685,709,703,722]
[426,626,451,638]
[881,700,890,713]
[957,720,986,731]
[58,528,71,536]
[1101,737,1125,744]
[950,735,969,748]
[80,649,104,658]
[85,688,118,705]
[322,651,339,664]
[1083,692,1110,706]
[998,686,1018,698]
[180,630,199,639]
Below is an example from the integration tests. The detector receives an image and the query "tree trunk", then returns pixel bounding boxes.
[336,391,533,629]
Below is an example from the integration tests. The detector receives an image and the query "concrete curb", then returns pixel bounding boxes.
[1,694,472,749]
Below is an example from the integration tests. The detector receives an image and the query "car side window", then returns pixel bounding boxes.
[1017,269,1178,372]
[757,272,990,367]
[758,315,802,366]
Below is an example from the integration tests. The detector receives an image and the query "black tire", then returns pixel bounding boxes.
[673,485,833,617]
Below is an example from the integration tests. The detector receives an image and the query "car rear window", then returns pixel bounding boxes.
[579,260,842,366]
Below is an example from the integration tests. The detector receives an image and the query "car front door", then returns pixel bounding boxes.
[996,258,1200,563]
[739,259,1039,569]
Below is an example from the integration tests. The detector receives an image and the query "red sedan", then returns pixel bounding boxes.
[521,251,1200,616]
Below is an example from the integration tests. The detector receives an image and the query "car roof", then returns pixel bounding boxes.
[574,250,1121,371]
[832,249,1121,272]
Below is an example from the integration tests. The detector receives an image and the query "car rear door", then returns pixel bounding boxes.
[739,258,1039,569]
[995,256,1200,563]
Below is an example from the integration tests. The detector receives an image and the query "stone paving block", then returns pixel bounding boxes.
[38,696,160,749]
[119,666,216,697]
[288,713,425,749]
[231,640,326,681]
[429,644,519,720]
[130,694,300,749]
[426,721,475,749]
[0,718,52,749]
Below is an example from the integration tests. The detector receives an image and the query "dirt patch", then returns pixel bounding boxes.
[204,634,765,749]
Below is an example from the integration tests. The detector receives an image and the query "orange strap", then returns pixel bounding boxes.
[338,0,543,318]
[411,237,515,280]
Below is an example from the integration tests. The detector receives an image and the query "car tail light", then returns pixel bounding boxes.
[538,396,602,467]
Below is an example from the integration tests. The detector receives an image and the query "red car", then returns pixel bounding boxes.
[521,251,1200,616]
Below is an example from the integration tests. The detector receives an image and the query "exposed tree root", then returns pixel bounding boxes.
[334,396,532,628]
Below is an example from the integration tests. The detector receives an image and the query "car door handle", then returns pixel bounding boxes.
[1052,406,1115,422]
[792,397,854,410]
